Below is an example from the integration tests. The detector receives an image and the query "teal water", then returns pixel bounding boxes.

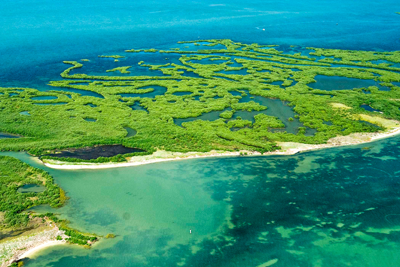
[3,134,400,266]
[0,132,19,139]
[2,0,400,266]
[124,127,137,138]
[174,109,230,126]
[308,75,390,91]
[129,102,148,113]
[17,184,47,194]
[361,105,381,113]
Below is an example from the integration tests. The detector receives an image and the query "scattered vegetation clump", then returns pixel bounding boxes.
[62,227,97,245]
[1,39,400,162]
[106,66,132,74]
[105,233,116,238]
[98,55,125,59]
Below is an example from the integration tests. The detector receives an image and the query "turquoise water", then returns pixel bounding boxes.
[308,75,390,91]
[83,118,97,122]
[124,127,137,137]
[3,135,400,266]
[17,184,47,194]
[2,0,400,266]
[0,132,19,139]
[129,102,148,112]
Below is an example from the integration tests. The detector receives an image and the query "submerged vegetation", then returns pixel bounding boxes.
[106,66,132,74]
[1,39,400,161]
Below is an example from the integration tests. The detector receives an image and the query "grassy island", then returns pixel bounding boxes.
[1,39,400,163]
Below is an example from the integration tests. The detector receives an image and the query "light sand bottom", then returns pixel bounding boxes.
[18,240,65,260]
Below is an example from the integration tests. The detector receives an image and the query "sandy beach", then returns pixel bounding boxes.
[1,225,66,267]
[43,123,400,170]
[17,240,65,260]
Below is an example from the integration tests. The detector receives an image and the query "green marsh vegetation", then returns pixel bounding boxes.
[106,66,132,74]
[0,156,64,228]
[0,156,97,247]
[1,39,400,161]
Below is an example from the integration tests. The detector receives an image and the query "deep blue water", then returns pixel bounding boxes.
[1,0,400,92]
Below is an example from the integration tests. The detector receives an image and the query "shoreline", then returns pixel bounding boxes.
[6,122,400,264]
[43,125,400,170]
[17,240,65,260]
[1,225,66,267]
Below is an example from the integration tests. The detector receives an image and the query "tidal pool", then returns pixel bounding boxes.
[20,111,31,116]
[17,184,46,193]
[119,85,167,98]
[51,88,105,99]
[174,109,229,126]
[0,132,19,139]
[361,104,381,112]
[4,134,400,267]
[124,127,137,137]
[83,118,97,122]
[34,102,68,106]
[129,102,148,112]
[31,96,58,101]
[308,75,389,91]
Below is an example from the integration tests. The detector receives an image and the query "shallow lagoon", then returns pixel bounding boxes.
[3,134,400,266]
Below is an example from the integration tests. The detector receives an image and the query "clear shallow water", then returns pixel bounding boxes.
[17,184,47,194]
[361,104,381,112]
[0,132,19,139]
[308,75,390,91]
[3,134,400,266]
[124,127,137,137]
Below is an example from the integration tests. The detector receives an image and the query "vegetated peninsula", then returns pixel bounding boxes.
[0,156,97,267]
[0,39,400,170]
